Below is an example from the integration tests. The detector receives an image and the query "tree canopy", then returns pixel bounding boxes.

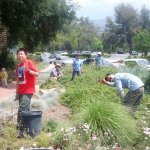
[133,29,150,55]
[0,0,77,52]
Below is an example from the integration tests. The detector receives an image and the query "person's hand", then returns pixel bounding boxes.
[24,62,29,72]
[99,78,108,85]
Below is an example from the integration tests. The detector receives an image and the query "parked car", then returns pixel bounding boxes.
[50,51,62,58]
[91,52,98,56]
[117,50,124,54]
[53,56,73,67]
[43,53,51,57]
[40,53,53,64]
[120,59,150,70]
[83,58,114,67]
[72,51,79,54]
[59,51,68,55]
[130,51,138,55]
[82,51,91,54]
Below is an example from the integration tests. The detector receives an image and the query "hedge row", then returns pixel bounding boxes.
[34,52,41,55]
[63,54,91,58]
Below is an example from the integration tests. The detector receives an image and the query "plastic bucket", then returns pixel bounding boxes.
[21,111,43,138]
[25,148,53,150]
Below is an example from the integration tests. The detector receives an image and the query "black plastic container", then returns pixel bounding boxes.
[21,111,43,138]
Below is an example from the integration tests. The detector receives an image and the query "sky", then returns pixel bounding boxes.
[72,0,150,20]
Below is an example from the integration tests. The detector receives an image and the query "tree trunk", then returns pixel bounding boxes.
[0,25,7,54]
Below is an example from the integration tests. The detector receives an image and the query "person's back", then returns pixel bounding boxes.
[114,73,144,92]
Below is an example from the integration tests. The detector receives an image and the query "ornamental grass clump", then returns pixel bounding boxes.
[73,100,140,148]
[118,66,149,82]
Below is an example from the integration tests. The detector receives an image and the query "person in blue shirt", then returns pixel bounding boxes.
[70,53,83,81]
[93,52,104,67]
[99,73,144,117]
[50,64,63,81]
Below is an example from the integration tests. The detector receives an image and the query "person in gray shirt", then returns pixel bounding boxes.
[99,73,144,117]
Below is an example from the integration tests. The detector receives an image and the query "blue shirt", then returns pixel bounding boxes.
[50,68,61,77]
[73,58,83,71]
[95,56,104,66]
[108,73,144,101]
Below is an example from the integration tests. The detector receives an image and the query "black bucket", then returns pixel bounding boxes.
[26,148,52,150]
[21,111,43,138]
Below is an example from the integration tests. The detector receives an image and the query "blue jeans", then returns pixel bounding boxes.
[70,69,80,81]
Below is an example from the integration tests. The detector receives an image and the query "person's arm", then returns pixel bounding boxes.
[53,72,59,78]
[99,79,115,86]
[102,60,104,66]
[93,60,96,65]
[6,72,8,78]
[60,72,63,76]
[24,61,39,77]
[72,64,75,69]
[16,77,19,99]
[27,69,39,77]
[102,57,104,66]
[115,79,124,101]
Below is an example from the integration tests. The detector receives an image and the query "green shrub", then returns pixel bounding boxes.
[0,50,19,70]
[73,100,140,147]
[60,65,118,110]
[34,52,41,55]
[27,55,40,64]
[64,54,91,58]
[40,77,63,89]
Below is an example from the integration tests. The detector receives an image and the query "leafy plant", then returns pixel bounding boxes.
[42,119,58,132]
[40,77,63,89]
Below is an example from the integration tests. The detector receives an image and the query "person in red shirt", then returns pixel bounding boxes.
[16,48,39,130]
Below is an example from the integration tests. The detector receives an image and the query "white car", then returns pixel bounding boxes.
[43,53,51,57]
[82,51,91,54]
[59,51,68,55]
[120,59,150,70]
[53,56,73,67]
[91,52,98,56]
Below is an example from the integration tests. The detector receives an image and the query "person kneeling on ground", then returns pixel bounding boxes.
[0,68,8,87]
[99,73,144,117]
[50,64,63,81]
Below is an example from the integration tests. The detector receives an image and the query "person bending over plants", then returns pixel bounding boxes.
[99,73,144,117]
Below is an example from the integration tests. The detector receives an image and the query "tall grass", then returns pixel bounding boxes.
[118,66,149,83]
[72,100,140,148]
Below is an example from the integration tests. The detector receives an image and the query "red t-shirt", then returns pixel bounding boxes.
[16,59,38,94]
